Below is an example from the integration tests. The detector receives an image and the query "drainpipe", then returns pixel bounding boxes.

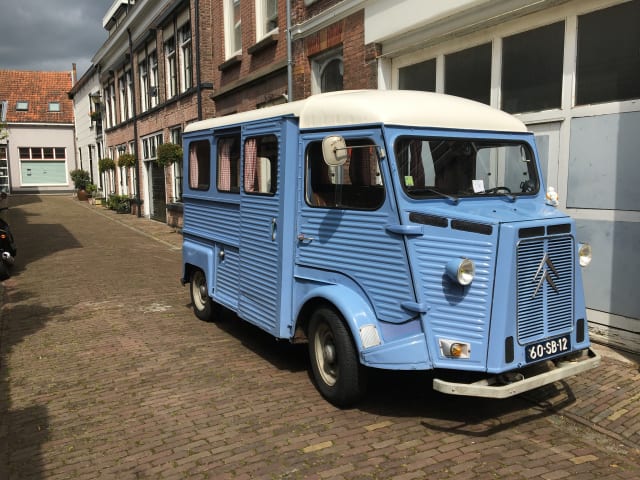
[286,0,293,102]
[195,0,203,119]
[128,27,142,217]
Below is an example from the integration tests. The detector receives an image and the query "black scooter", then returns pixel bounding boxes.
[0,210,16,281]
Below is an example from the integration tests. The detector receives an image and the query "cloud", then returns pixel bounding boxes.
[0,0,113,73]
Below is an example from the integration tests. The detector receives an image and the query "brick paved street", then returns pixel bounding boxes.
[1,195,639,479]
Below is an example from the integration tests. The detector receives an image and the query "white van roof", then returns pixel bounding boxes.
[184,90,527,134]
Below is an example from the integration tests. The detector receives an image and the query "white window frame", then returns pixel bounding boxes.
[256,0,278,40]
[170,127,183,202]
[139,57,149,112]
[311,49,344,94]
[149,51,159,108]
[165,37,178,99]
[179,23,193,92]
[224,0,242,58]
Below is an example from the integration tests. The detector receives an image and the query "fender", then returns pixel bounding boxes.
[297,283,378,353]
[182,237,215,291]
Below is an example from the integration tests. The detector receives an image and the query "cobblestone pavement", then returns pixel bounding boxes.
[1,195,639,480]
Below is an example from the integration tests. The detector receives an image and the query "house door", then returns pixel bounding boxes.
[147,161,167,222]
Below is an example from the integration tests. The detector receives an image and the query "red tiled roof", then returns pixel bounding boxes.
[0,70,74,124]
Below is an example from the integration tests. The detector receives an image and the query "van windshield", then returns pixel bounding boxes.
[394,137,539,200]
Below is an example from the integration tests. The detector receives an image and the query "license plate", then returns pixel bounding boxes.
[525,335,571,363]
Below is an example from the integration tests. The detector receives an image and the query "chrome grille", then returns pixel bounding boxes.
[516,235,574,344]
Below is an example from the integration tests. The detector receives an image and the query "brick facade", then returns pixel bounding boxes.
[94,0,376,226]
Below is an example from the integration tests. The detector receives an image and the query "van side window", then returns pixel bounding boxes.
[188,140,211,190]
[306,138,384,210]
[217,135,240,193]
[244,135,278,195]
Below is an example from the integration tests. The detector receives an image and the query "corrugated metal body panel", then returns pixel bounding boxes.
[183,198,241,245]
[296,208,414,323]
[414,233,494,342]
[516,235,574,344]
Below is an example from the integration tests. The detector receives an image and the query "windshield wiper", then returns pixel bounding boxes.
[408,188,459,205]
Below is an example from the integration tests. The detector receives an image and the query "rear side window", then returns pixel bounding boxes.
[217,135,241,193]
[305,138,384,210]
[188,140,211,190]
[244,135,278,195]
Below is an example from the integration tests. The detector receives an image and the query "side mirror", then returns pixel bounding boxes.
[322,136,348,167]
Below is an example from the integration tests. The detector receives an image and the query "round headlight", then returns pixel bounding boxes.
[446,258,475,286]
[579,243,592,267]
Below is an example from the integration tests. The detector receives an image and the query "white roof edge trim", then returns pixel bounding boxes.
[184,90,528,134]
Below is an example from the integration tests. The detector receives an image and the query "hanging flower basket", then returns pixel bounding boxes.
[118,153,136,168]
[99,157,116,173]
[156,143,183,167]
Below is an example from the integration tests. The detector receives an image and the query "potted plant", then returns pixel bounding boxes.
[69,169,91,200]
[156,143,182,168]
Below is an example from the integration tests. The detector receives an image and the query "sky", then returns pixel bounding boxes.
[0,0,115,75]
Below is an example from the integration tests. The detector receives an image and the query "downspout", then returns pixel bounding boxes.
[128,27,142,217]
[195,0,203,120]
[286,0,293,102]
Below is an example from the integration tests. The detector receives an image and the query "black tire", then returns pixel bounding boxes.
[308,307,366,407]
[0,261,9,281]
[190,269,215,321]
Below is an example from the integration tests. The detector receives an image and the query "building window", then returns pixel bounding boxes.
[399,59,436,92]
[445,43,491,105]
[139,58,149,112]
[48,102,61,112]
[118,71,133,121]
[170,127,183,202]
[165,37,178,99]
[149,51,159,108]
[312,50,343,94]
[225,0,242,57]
[142,133,163,162]
[244,135,277,195]
[0,100,7,121]
[188,140,210,190]
[104,82,116,128]
[217,135,240,193]
[501,22,564,113]
[179,24,193,92]
[256,0,278,39]
[16,101,29,111]
[576,0,640,105]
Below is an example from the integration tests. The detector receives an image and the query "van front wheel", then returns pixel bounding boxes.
[190,269,214,321]
[308,307,365,407]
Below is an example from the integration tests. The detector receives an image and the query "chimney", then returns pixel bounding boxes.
[72,63,77,85]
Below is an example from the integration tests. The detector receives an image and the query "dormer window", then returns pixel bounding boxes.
[16,101,29,111]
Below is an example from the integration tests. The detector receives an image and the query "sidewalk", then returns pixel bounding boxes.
[78,198,183,251]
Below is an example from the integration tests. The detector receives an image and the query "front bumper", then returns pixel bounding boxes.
[432,348,600,399]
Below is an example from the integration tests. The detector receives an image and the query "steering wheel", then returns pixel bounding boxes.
[484,186,512,194]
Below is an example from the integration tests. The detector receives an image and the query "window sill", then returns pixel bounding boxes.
[247,33,278,55]
[218,54,242,72]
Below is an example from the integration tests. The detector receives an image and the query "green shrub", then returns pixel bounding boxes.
[156,143,183,167]
[69,169,90,189]
[99,158,116,173]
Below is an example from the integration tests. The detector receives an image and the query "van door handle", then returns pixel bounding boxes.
[386,224,423,236]
[297,233,314,242]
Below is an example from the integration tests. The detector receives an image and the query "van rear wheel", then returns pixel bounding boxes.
[308,307,365,407]
[190,269,215,321]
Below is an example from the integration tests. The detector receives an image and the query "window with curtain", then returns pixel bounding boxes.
[188,140,210,190]
[217,135,240,192]
[244,135,278,195]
